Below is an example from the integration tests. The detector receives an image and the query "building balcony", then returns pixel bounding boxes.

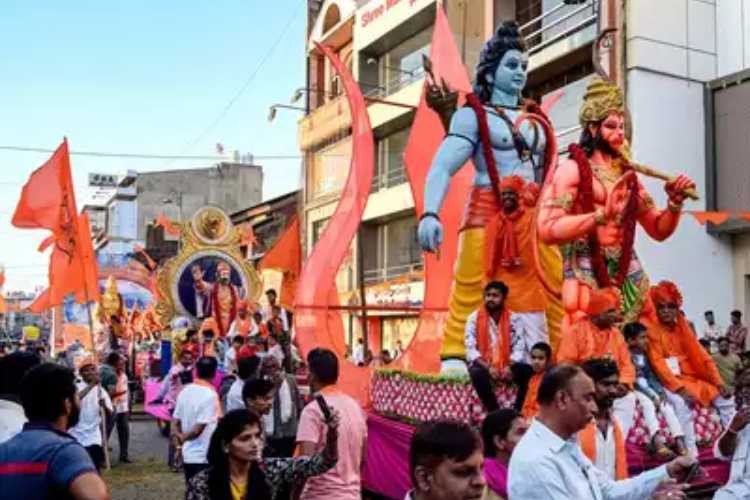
[522,0,599,72]
[364,261,424,286]
[371,165,408,193]
[298,94,352,152]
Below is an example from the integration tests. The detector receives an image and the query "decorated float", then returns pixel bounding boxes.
[294,7,729,499]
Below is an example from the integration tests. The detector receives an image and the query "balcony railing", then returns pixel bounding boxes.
[363,261,424,285]
[520,0,598,56]
[371,165,408,192]
[365,67,425,99]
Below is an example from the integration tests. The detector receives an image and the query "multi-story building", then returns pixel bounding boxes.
[300,0,747,356]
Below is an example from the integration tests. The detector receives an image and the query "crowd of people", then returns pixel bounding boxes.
[3,278,750,499]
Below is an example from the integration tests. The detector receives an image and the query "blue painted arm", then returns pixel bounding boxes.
[417,107,478,252]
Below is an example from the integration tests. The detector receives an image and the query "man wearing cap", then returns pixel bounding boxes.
[227,300,254,339]
[69,359,113,470]
[557,287,640,438]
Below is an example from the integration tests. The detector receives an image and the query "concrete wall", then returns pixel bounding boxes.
[624,0,734,324]
[136,164,263,241]
[717,0,750,77]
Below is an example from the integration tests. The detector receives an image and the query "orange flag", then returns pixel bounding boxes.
[259,216,301,307]
[155,213,180,236]
[13,140,100,312]
[29,213,101,313]
[12,139,76,233]
[688,211,731,226]
[739,212,750,223]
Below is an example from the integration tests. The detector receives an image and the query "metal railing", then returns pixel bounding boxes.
[371,164,408,192]
[519,0,598,55]
[365,67,425,99]
[363,261,424,285]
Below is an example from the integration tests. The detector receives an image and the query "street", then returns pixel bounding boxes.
[104,413,183,500]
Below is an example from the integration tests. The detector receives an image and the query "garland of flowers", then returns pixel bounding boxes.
[568,144,638,288]
[374,368,472,386]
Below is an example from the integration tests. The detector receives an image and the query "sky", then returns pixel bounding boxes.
[0,1,307,292]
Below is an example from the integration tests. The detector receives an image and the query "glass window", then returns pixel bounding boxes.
[362,212,422,284]
[374,127,409,191]
[379,27,432,95]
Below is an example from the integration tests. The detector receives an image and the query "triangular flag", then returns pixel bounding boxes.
[688,211,731,225]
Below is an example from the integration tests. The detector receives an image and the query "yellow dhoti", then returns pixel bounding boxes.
[440,187,564,359]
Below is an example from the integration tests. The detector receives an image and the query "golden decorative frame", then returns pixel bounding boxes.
[154,206,261,326]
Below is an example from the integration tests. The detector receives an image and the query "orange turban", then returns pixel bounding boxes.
[201,317,219,333]
[238,299,249,311]
[585,287,621,316]
[77,355,97,369]
[499,175,525,193]
[650,281,683,307]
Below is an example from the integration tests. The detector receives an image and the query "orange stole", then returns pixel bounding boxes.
[522,372,543,418]
[462,188,547,313]
[579,420,629,480]
[556,319,636,386]
[644,315,723,406]
[234,317,252,337]
[477,307,511,370]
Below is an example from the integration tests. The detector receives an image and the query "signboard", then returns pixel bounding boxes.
[88,173,118,187]
[355,0,434,49]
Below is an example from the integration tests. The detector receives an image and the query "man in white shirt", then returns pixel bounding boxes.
[702,310,722,353]
[224,336,244,374]
[173,356,220,482]
[0,351,41,444]
[69,361,113,470]
[404,420,485,500]
[465,281,533,413]
[508,364,696,499]
[714,368,750,499]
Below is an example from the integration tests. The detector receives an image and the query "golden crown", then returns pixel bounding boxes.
[579,78,625,126]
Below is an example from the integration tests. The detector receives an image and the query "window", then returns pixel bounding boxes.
[312,217,330,245]
[373,127,409,191]
[377,27,432,96]
[362,212,423,285]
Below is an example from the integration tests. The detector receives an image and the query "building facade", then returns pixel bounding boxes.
[300,0,747,356]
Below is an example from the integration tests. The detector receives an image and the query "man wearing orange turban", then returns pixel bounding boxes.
[483,176,549,369]
[557,287,640,437]
[643,280,734,456]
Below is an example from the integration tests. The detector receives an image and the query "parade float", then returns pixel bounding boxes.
[293,7,729,498]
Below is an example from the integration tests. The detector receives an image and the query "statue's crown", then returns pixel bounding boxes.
[579,78,625,126]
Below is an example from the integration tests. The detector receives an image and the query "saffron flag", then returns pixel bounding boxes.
[259,216,301,308]
[12,140,100,312]
[688,211,731,226]
[155,213,180,236]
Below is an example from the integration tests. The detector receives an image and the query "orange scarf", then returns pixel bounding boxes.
[477,306,511,370]
[195,378,223,418]
[579,419,628,480]
[485,207,523,278]
[522,372,542,418]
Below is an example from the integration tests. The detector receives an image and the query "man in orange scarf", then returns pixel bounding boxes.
[643,280,734,457]
[488,176,549,365]
[466,281,527,412]
[579,358,629,480]
[557,287,639,437]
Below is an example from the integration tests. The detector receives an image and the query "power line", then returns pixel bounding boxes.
[170,1,305,163]
[0,145,307,161]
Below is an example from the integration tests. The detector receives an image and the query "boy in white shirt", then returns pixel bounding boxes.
[172,356,221,482]
[69,360,113,470]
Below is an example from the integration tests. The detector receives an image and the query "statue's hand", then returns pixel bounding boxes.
[665,174,695,206]
[605,171,636,222]
[522,182,540,207]
[418,216,443,253]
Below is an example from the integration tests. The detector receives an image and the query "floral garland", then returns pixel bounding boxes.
[374,368,472,386]
[568,144,638,288]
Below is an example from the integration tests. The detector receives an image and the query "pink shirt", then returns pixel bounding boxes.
[296,389,367,500]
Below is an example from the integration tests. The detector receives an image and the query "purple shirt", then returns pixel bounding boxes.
[483,458,508,498]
